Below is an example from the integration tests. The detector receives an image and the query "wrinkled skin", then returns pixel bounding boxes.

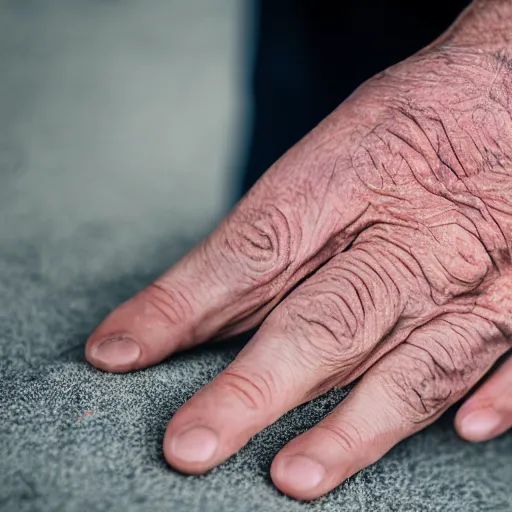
[86,3,512,501]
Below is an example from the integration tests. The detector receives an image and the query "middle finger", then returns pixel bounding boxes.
[163,240,430,474]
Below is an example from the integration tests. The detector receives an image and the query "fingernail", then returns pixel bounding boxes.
[461,409,502,441]
[92,336,141,366]
[279,455,326,491]
[170,426,218,463]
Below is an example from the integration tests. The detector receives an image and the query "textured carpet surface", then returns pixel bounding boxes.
[0,1,511,511]
[1,248,512,512]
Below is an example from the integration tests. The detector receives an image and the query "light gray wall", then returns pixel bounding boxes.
[0,0,249,283]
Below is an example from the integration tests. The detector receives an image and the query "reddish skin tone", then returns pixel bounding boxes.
[87,0,512,501]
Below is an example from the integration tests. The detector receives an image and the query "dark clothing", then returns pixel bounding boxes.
[240,0,471,195]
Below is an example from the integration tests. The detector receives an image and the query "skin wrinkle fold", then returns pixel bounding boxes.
[282,44,512,417]
[350,56,511,300]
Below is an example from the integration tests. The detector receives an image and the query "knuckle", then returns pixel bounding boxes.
[278,291,360,371]
[378,321,485,424]
[378,349,454,424]
[219,369,274,411]
[275,259,391,373]
[421,317,489,383]
[380,365,450,424]
[315,420,364,453]
[223,205,293,284]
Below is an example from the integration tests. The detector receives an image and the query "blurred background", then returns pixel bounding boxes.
[0,0,470,287]
[0,0,251,285]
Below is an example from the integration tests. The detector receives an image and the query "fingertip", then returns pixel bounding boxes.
[84,286,197,372]
[163,423,220,475]
[455,407,505,442]
[86,334,141,373]
[270,454,327,501]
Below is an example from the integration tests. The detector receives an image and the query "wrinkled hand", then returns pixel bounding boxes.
[86,6,512,501]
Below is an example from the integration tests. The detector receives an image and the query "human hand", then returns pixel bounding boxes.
[86,1,512,500]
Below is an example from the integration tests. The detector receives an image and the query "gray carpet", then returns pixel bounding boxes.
[1,243,512,512]
[0,1,511,511]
